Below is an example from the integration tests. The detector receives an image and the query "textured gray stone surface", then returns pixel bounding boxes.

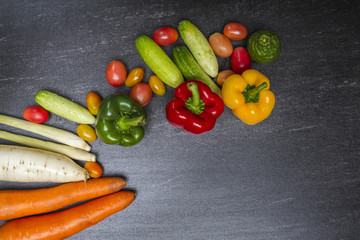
[0,0,359,239]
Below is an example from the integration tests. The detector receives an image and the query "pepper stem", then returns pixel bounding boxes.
[185,82,205,114]
[116,115,146,131]
[243,82,268,103]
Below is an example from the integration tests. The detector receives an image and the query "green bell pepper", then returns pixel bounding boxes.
[95,94,147,146]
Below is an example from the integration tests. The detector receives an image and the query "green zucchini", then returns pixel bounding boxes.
[135,35,184,88]
[35,90,95,124]
[178,20,218,78]
[173,46,222,97]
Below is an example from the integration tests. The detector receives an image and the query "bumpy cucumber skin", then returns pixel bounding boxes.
[135,35,184,88]
[247,30,281,64]
[173,46,222,97]
[178,20,219,78]
[35,91,95,124]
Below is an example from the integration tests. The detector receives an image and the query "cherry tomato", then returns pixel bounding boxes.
[223,23,248,40]
[23,106,49,123]
[125,68,144,87]
[106,60,127,87]
[77,124,97,142]
[129,83,152,107]
[153,27,178,46]
[231,47,251,74]
[149,75,166,96]
[216,70,235,86]
[84,161,103,178]
[86,92,102,115]
[209,32,233,58]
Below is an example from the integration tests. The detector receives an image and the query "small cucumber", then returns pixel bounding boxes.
[135,35,184,88]
[173,46,222,97]
[178,20,218,78]
[35,90,95,124]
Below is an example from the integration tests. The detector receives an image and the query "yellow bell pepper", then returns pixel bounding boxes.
[221,69,275,125]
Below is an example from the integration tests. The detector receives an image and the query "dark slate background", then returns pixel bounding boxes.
[1,0,359,239]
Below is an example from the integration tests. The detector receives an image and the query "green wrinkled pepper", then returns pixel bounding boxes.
[95,94,147,146]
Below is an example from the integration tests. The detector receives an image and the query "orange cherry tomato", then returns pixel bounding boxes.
[209,32,233,58]
[223,23,248,40]
[86,92,102,115]
[216,70,235,86]
[106,60,127,87]
[125,68,144,87]
[149,75,166,96]
[84,162,103,178]
[76,124,97,142]
[129,83,152,107]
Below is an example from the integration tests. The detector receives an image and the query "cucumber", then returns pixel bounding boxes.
[178,20,218,78]
[173,46,222,97]
[35,90,95,124]
[135,35,184,88]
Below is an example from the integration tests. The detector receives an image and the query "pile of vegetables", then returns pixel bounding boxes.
[0,18,281,238]
[134,19,280,131]
[0,85,137,237]
[102,19,281,131]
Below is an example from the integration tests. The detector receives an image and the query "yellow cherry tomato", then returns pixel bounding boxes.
[86,92,102,115]
[84,161,103,178]
[77,124,97,142]
[149,75,166,96]
[125,68,144,87]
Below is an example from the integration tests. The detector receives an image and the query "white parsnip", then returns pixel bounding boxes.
[0,145,89,183]
[0,130,96,162]
[0,114,91,151]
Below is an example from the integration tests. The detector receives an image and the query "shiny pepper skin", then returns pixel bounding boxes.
[222,69,275,125]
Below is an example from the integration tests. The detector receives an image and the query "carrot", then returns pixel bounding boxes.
[0,191,135,240]
[0,177,126,221]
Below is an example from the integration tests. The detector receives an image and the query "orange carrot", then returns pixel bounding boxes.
[0,191,135,240]
[0,177,126,221]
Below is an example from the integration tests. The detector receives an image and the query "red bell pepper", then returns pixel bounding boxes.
[166,80,224,134]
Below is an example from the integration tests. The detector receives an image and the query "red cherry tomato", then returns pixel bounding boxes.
[153,27,178,46]
[129,83,152,107]
[209,32,233,58]
[231,47,251,74]
[106,60,127,87]
[223,23,248,40]
[23,106,49,123]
